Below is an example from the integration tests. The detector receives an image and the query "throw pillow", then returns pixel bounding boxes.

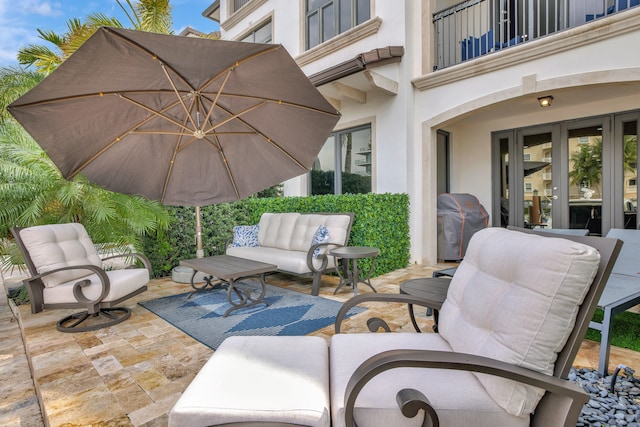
[232,225,260,247]
[311,225,330,258]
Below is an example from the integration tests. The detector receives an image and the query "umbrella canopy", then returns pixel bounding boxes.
[9,27,340,207]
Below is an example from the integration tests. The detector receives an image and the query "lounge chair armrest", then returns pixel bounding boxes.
[335,293,444,333]
[344,349,589,427]
[26,264,111,305]
[306,242,344,273]
[102,252,152,271]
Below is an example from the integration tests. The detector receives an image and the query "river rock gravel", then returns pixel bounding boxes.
[571,366,640,426]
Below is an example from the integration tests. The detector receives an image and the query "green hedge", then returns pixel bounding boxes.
[142,203,251,277]
[142,193,410,278]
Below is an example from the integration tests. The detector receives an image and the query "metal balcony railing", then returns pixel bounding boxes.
[433,0,640,70]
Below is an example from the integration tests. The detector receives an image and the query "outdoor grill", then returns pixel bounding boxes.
[437,193,489,261]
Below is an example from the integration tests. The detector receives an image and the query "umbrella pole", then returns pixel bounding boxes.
[196,206,204,258]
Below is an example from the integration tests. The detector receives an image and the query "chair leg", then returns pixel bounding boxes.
[598,308,614,375]
[311,272,322,296]
[57,307,131,333]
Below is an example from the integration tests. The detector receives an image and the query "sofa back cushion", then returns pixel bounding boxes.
[19,223,103,288]
[289,214,352,253]
[258,213,301,250]
[438,227,600,417]
[258,213,352,252]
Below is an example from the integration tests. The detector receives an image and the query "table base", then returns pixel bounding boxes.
[334,258,377,296]
[188,271,270,317]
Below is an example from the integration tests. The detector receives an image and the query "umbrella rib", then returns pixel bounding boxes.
[200,92,340,118]
[204,101,267,134]
[204,133,241,200]
[161,96,198,203]
[160,63,199,132]
[211,102,308,171]
[200,68,233,132]
[118,93,193,133]
[66,96,184,179]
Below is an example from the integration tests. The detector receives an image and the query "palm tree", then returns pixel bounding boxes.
[569,139,603,197]
[17,0,173,74]
[0,1,175,262]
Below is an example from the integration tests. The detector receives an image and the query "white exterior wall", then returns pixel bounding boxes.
[211,1,640,266]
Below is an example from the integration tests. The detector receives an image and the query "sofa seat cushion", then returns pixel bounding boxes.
[226,246,336,275]
[18,223,103,288]
[330,333,528,427]
[439,227,600,417]
[42,268,149,304]
[169,336,330,427]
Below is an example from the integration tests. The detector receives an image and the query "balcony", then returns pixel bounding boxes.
[433,0,640,70]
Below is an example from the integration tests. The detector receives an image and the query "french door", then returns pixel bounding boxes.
[493,112,639,235]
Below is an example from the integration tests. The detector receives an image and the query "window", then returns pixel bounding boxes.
[232,0,251,14]
[241,20,272,43]
[306,0,370,49]
[310,124,371,195]
[524,182,533,192]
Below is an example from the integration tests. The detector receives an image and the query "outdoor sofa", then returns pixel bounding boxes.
[225,212,354,295]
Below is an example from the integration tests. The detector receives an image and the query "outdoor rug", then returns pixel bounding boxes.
[139,283,366,350]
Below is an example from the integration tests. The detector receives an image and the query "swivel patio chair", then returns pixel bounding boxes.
[12,223,151,332]
[170,227,620,427]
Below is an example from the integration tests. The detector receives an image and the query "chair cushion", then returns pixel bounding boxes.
[19,223,103,288]
[170,336,330,427]
[438,227,600,416]
[330,333,528,427]
[42,268,149,304]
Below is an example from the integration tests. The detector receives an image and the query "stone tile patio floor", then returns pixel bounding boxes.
[2,263,640,426]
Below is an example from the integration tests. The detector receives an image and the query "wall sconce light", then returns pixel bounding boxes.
[537,95,554,107]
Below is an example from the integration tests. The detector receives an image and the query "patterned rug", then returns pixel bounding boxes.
[139,283,365,350]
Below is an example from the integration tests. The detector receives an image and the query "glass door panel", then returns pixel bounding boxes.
[622,120,638,229]
[568,126,603,235]
[523,132,552,228]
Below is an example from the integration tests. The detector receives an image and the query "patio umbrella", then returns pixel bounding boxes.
[9,27,340,256]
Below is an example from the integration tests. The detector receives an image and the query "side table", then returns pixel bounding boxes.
[330,246,380,295]
[399,277,451,332]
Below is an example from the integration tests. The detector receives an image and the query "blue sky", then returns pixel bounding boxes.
[0,0,220,68]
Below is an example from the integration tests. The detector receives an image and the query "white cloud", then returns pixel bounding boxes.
[17,1,64,17]
[0,0,65,67]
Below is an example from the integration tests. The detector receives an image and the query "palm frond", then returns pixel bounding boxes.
[0,66,43,122]
[36,29,66,47]
[117,0,142,29]
[86,13,124,29]
[16,45,62,75]
[137,0,174,34]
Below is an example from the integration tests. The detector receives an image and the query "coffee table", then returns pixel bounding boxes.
[180,255,277,317]
[330,246,380,295]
